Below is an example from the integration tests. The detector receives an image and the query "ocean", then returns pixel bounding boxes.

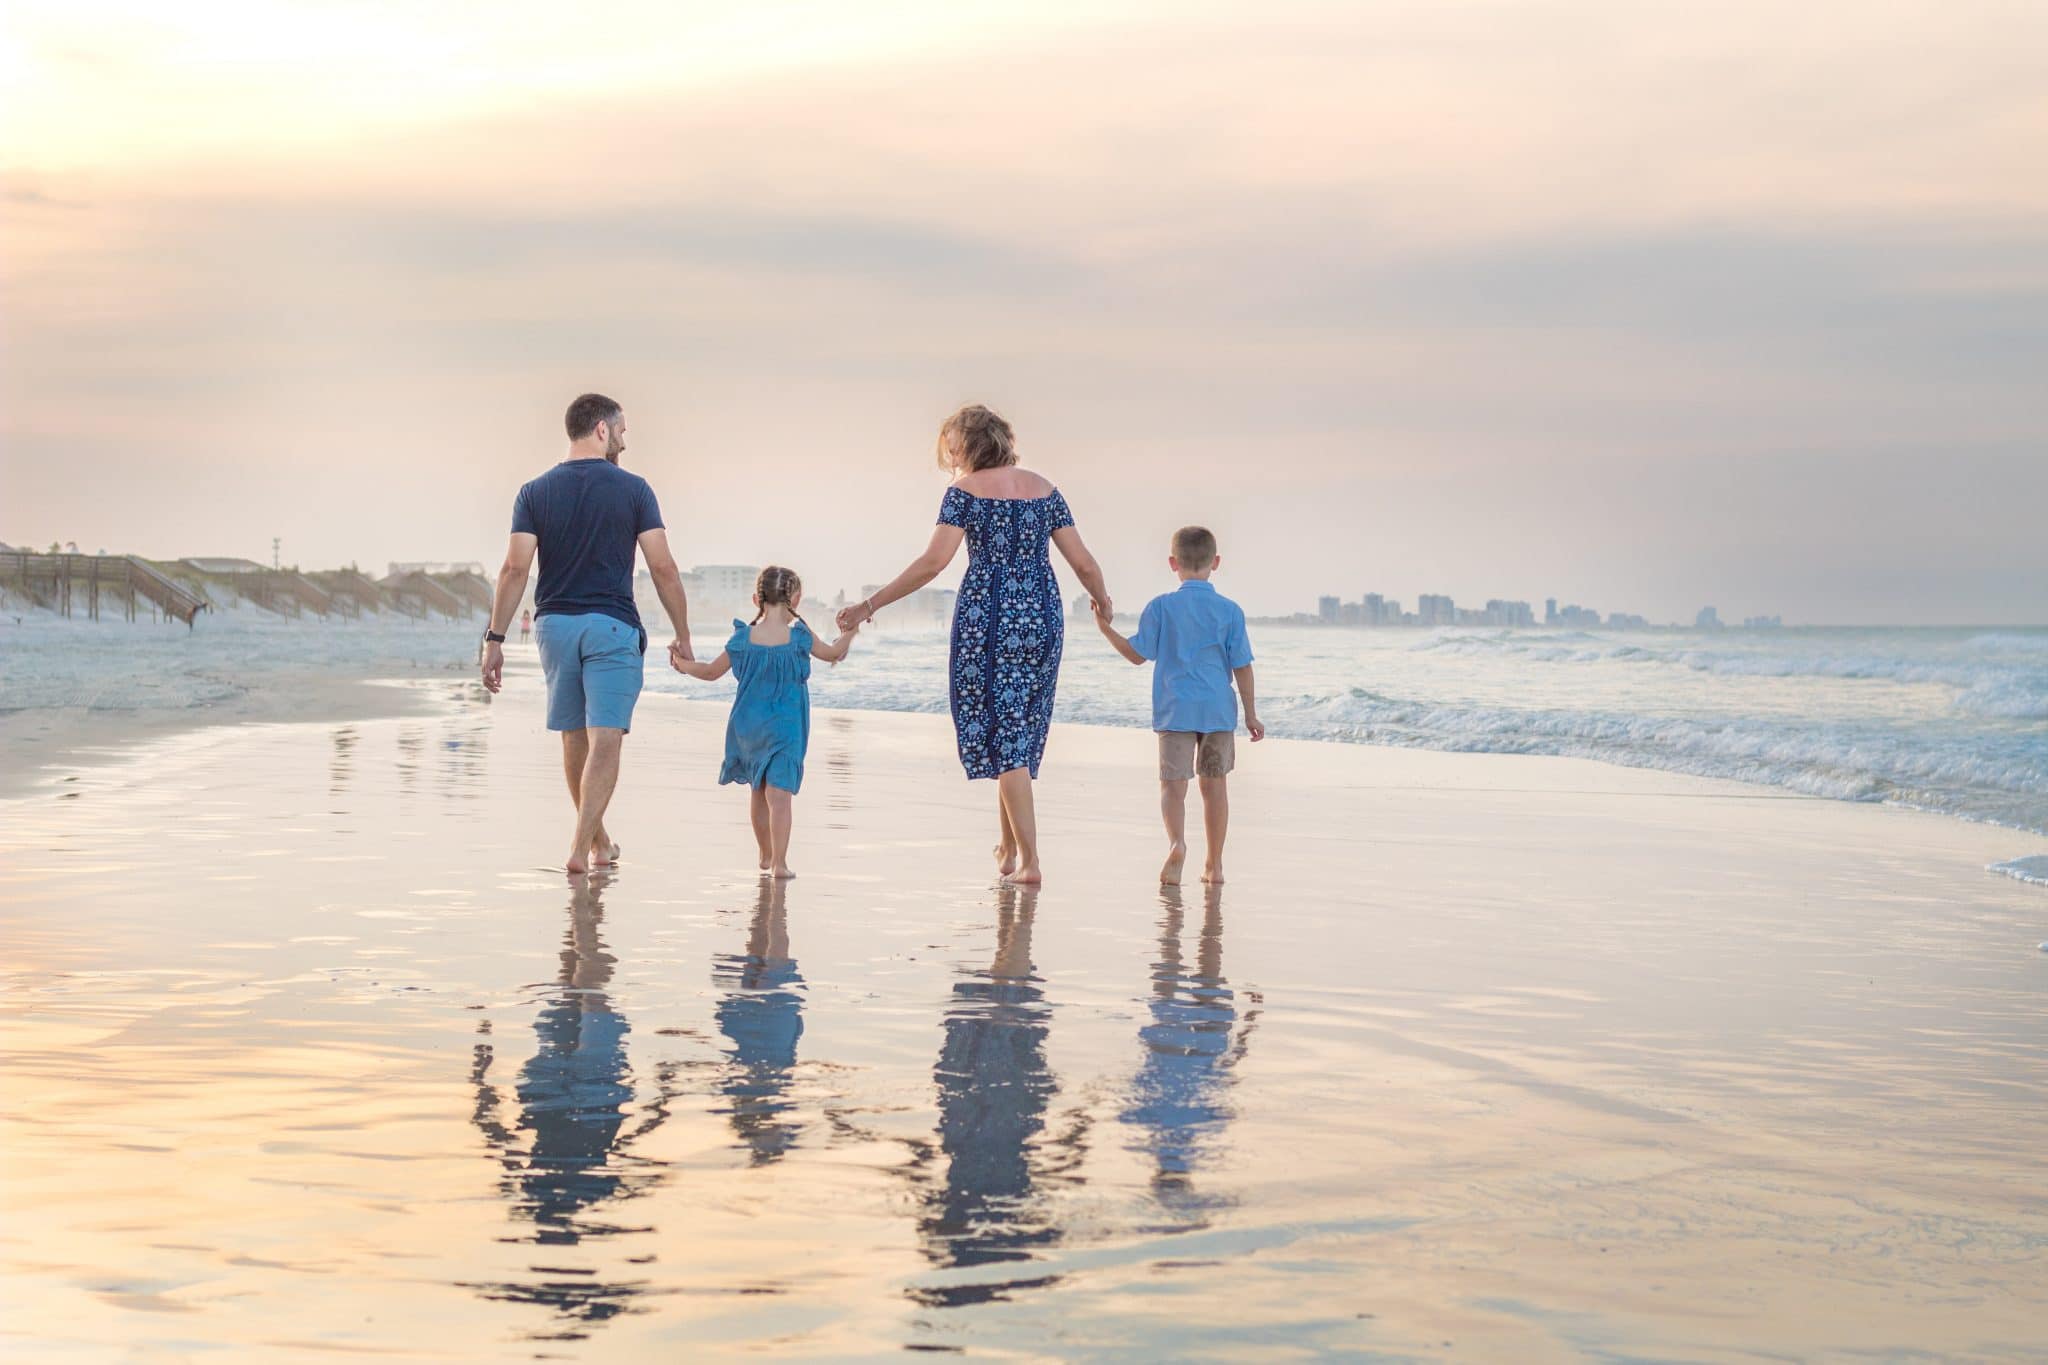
[6,609,2046,845]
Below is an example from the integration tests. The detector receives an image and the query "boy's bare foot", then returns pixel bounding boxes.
[1201,862,1225,885]
[1160,842,1187,884]
[1004,863,1042,886]
[993,843,1019,878]
[771,864,796,880]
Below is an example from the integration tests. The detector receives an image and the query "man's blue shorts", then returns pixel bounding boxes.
[535,612,645,733]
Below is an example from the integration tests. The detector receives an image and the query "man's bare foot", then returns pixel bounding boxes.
[771,864,796,880]
[1161,841,1187,884]
[993,843,1019,878]
[1004,863,1042,886]
[1201,863,1225,885]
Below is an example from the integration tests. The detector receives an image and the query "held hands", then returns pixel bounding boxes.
[667,638,695,673]
[834,600,873,634]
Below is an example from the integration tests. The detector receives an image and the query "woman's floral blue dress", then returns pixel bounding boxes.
[938,486,1074,779]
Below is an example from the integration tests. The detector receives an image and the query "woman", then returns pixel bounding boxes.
[837,404,1112,883]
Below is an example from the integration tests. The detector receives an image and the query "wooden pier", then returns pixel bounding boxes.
[0,552,211,626]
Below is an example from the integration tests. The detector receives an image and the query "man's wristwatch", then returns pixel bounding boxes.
[482,629,507,643]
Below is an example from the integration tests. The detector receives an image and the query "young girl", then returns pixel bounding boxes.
[670,566,858,878]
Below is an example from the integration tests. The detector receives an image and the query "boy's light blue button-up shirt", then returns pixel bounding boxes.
[1130,580,1254,734]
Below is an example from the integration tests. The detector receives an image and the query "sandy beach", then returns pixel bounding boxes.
[3,666,2046,1360]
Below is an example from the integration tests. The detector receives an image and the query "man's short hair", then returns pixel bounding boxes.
[565,393,623,440]
[1172,525,1218,570]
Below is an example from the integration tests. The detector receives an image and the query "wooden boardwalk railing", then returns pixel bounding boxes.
[0,552,211,626]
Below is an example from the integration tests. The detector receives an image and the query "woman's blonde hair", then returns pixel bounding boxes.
[752,565,804,625]
[935,404,1018,473]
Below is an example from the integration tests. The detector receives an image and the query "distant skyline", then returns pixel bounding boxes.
[3,1,2045,624]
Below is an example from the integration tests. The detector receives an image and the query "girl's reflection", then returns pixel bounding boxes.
[912,883,1076,1308]
[468,873,677,1332]
[712,878,806,1163]
[1121,885,1259,1222]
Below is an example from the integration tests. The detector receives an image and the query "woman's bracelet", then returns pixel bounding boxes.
[862,597,877,622]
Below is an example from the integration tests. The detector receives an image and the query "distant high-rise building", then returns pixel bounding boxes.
[1417,593,1455,626]
[1696,605,1722,630]
[1484,598,1535,628]
[1545,597,1558,626]
[1318,595,1340,623]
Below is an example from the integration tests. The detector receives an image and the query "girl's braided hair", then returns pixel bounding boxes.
[751,565,804,626]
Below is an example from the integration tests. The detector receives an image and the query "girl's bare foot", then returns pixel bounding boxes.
[993,843,1019,878]
[771,864,796,880]
[1201,862,1225,885]
[1160,841,1187,885]
[1004,863,1042,886]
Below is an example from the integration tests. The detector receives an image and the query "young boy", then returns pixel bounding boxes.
[1095,525,1263,885]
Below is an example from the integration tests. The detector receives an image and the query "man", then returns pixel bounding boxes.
[481,393,694,873]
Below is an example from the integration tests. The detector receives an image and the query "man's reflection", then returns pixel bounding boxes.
[1121,884,1258,1224]
[468,873,675,1334]
[911,883,1076,1308]
[712,878,806,1163]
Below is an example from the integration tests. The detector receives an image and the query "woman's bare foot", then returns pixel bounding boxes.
[1201,862,1225,885]
[1160,841,1187,885]
[591,841,620,867]
[565,849,591,875]
[758,853,774,872]
[1004,863,1042,886]
[771,863,796,880]
[993,843,1019,878]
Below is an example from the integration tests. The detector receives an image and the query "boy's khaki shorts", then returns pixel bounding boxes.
[1159,730,1236,781]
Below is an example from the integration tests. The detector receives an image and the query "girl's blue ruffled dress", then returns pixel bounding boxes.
[718,619,813,794]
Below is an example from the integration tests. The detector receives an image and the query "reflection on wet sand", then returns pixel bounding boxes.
[1122,885,1260,1226]
[712,878,806,1163]
[328,725,357,799]
[465,874,678,1339]
[910,884,1084,1309]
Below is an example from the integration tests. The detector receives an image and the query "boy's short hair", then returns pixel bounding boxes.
[1172,525,1218,570]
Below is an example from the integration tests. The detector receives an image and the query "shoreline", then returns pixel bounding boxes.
[5,657,2047,882]
[0,674,454,802]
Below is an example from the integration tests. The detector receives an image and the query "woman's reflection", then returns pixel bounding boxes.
[912,883,1078,1308]
[1121,884,1259,1224]
[468,873,677,1334]
[712,877,806,1163]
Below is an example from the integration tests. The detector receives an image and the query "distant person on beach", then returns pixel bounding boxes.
[480,393,694,874]
[520,608,532,643]
[671,566,860,878]
[1095,526,1261,884]
[837,405,1113,884]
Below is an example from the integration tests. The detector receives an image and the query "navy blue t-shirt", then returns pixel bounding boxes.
[510,459,664,632]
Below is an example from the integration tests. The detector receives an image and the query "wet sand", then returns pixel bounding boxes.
[2,674,2045,1360]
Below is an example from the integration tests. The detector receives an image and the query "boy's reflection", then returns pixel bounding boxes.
[468,873,676,1333]
[1121,885,1258,1223]
[912,884,1075,1308]
[712,878,806,1163]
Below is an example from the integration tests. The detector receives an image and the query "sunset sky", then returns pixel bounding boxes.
[3,1,2044,622]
